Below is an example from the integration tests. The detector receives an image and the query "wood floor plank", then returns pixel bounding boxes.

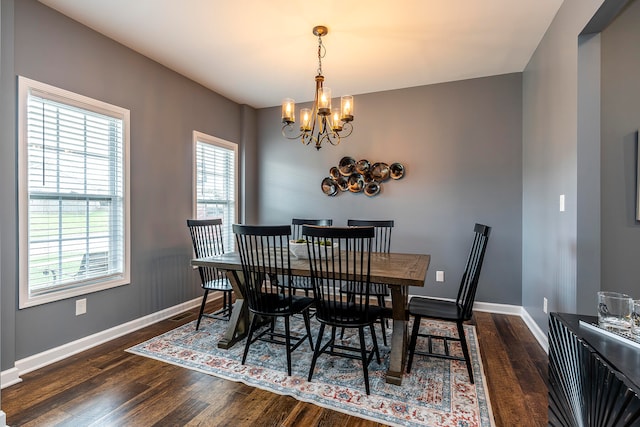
[472,311,546,427]
[4,301,549,426]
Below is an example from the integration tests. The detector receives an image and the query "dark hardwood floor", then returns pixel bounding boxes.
[3,300,548,426]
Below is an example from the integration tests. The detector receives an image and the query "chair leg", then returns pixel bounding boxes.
[284,316,292,376]
[242,314,259,365]
[406,315,422,373]
[369,324,381,364]
[303,309,314,350]
[330,326,337,353]
[222,291,227,318]
[195,290,209,331]
[377,295,387,346]
[308,323,326,382]
[358,327,371,395]
[456,321,474,384]
[224,290,233,319]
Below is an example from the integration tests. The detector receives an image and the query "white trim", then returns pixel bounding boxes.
[0,368,20,389]
[17,76,132,309]
[1,297,548,391]
[408,294,549,353]
[474,301,522,316]
[520,307,549,353]
[192,130,239,220]
[192,131,238,251]
[1,297,205,389]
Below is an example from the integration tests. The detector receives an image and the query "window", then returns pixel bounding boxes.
[193,131,237,251]
[18,76,130,308]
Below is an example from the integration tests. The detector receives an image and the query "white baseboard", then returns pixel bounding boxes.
[0,367,20,389]
[476,301,548,352]
[1,297,204,389]
[1,295,548,390]
[520,307,549,353]
[408,295,549,353]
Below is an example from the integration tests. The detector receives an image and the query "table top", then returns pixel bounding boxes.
[192,251,429,288]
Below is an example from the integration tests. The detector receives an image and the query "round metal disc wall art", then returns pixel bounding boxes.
[321,156,406,197]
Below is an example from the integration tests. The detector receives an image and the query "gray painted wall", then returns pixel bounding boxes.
[3,0,631,371]
[0,0,17,374]
[522,0,604,332]
[601,0,640,297]
[577,33,602,315]
[256,75,523,304]
[1,0,255,369]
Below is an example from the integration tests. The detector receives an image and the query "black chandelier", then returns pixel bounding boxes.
[281,26,354,150]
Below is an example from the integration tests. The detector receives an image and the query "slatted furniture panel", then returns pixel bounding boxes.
[549,313,640,426]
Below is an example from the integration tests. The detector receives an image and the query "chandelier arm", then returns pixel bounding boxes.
[325,131,341,146]
[281,123,303,140]
[336,122,353,139]
[301,131,313,146]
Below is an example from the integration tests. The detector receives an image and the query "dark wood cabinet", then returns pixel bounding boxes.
[549,313,640,426]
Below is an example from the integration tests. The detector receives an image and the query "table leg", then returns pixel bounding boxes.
[386,284,408,385]
[217,270,249,349]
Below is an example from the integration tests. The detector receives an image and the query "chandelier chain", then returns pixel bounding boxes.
[317,35,325,76]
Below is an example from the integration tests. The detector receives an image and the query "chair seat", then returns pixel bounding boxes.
[251,294,314,316]
[203,277,233,292]
[341,282,389,296]
[317,303,385,327]
[408,297,464,322]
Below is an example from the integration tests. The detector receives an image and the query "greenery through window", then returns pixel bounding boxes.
[18,76,130,308]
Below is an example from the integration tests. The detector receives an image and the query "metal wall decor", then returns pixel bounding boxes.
[321,156,405,197]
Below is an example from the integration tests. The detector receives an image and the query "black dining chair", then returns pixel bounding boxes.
[303,225,382,395]
[290,218,333,295]
[187,219,234,330]
[340,219,394,346]
[406,223,491,384]
[233,224,315,376]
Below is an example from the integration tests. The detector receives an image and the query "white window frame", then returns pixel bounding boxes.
[18,76,131,308]
[192,131,238,252]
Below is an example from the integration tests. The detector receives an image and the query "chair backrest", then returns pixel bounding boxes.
[302,225,375,324]
[291,218,333,241]
[347,219,394,253]
[233,224,294,315]
[457,223,491,320]
[187,218,226,284]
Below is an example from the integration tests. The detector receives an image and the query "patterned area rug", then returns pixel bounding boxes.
[127,316,494,427]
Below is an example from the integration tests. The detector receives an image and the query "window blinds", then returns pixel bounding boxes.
[26,94,125,295]
[195,140,236,251]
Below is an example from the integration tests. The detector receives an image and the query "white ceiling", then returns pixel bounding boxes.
[38,0,563,109]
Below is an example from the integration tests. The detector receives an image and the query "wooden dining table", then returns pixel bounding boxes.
[191,251,430,385]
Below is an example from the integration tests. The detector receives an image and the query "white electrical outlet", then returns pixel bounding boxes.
[559,194,565,212]
[436,270,444,282]
[543,297,548,314]
[76,298,87,316]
